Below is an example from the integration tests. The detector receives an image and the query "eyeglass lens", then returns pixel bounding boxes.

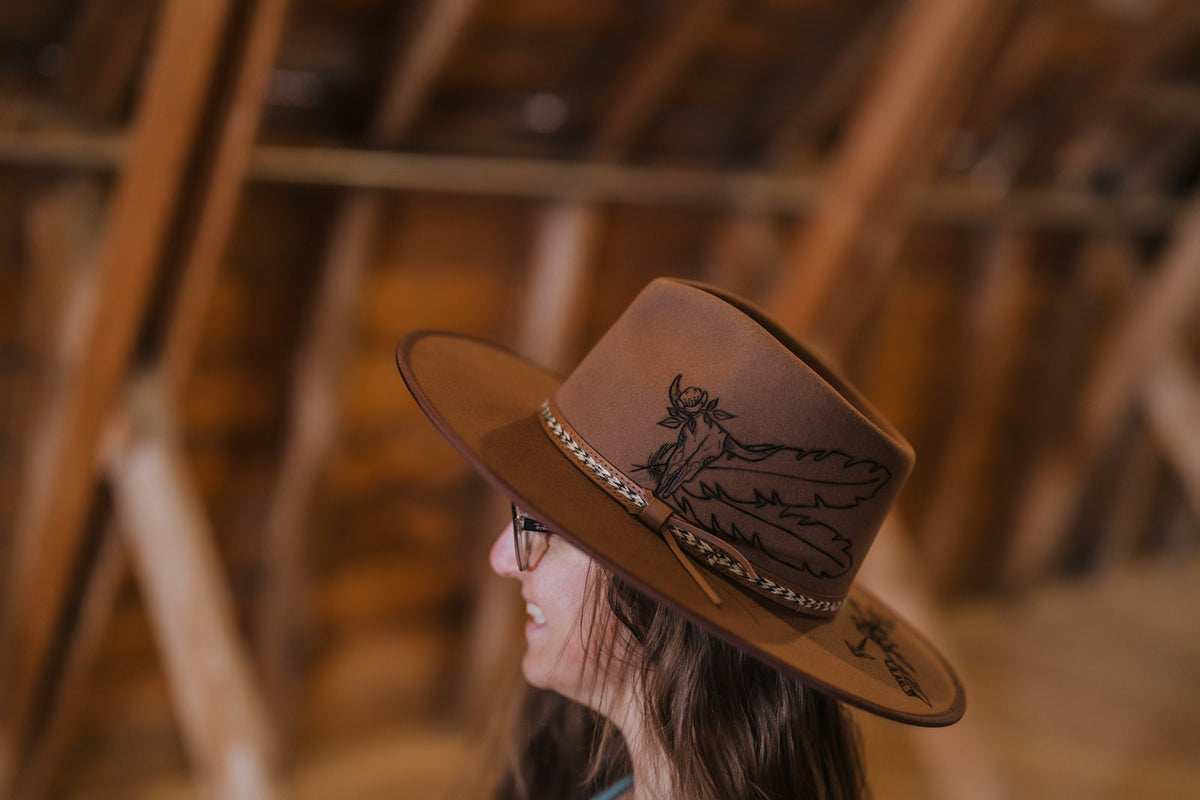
[511,504,551,571]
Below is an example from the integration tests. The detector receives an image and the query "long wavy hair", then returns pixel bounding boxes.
[492,563,867,800]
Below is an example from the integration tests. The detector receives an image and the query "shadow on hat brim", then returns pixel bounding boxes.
[396,330,965,726]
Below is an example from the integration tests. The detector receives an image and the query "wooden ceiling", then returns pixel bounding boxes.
[1,0,1199,796]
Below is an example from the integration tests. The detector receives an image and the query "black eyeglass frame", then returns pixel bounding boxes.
[511,504,552,571]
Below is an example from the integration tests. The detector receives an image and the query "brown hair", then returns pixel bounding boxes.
[494,564,867,800]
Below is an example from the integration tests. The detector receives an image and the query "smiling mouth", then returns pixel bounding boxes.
[526,602,547,625]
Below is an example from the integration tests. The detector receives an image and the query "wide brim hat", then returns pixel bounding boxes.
[396,278,964,726]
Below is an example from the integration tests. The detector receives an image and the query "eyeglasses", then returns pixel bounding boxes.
[511,504,552,571]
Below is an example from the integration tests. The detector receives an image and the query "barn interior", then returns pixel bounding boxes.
[1,0,1199,797]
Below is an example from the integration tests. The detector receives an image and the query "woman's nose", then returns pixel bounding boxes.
[489,522,520,577]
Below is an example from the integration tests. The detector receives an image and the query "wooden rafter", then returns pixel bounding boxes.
[17,0,298,793]
[766,0,1012,359]
[1002,192,1200,584]
[0,0,235,784]
[8,181,106,800]
[371,0,482,139]
[163,0,297,392]
[1141,350,1200,533]
[254,0,481,739]
[106,376,278,798]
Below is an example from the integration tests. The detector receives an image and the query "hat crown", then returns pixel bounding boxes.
[554,279,913,606]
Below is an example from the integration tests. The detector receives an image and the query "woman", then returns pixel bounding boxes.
[397,279,964,799]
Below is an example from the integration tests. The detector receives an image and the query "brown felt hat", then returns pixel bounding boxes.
[396,278,964,726]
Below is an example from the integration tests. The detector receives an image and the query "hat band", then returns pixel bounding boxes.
[538,400,843,617]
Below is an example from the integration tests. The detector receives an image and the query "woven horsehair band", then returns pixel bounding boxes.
[538,400,844,616]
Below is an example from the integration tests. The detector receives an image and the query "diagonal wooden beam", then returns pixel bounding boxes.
[766,0,1011,360]
[0,0,235,785]
[254,0,482,740]
[6,180,106,800]
[17,0,298,792]
[161,0,296,393]
[370,0,482,139]
[1002,192,1200,584]
[106,375,278,799]
[1142,349,1200,527]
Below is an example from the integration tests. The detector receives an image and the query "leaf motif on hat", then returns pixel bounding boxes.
[636,374,892,580]
[675,486,852,579]
[702,448,891,510]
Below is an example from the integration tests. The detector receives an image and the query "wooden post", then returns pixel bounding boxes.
[0,0,235,784]
[106,376,278,799]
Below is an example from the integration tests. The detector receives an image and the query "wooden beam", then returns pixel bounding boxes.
[513,202,602,372]
[255,189,382,737]
[162,0,296,393]
[919,233,1030,589]
[1144,349,1200,523]
[19,0,297,789]
[766,0,1011,358]
[370,0,482,139]
[591,0,731,161]
[106,375,278,799]
[0,0,235,784]
[1002,193,1200,584]
[5,180,105,800]
[0,129,1187,233]
[254,0,480,740]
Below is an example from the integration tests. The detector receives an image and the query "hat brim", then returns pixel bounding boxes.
[397,330,965,726]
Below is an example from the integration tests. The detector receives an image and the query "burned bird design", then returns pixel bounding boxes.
[637,374,891,579]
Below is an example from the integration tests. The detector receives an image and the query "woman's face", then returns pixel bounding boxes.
[489,519,603,705]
